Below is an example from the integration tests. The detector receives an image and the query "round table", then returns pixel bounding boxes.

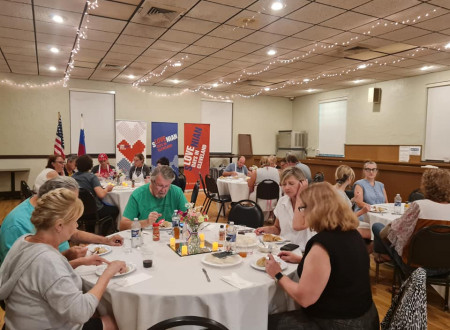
[217,177,249,202]
[103,186,135,230]
[76,224,298,330]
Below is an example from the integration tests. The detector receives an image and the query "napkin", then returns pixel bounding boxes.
[109,272,152,288]
[221,272,253,289]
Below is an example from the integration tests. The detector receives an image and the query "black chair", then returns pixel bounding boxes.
[228,200,264,228]
[199,173,214,212]
[190,180,200,206]
[255,179,280,205]
[204,175,231,222]
[148,316,228,330]
[408,188,425,202]
[78,188,115,236]
[392,225,450,311]
[177,172,186,192]
[20,180,33,200]
[312,171,325,183]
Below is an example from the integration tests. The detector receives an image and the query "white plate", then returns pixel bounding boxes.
[202,254,242,268]
[370,206,388,213]
[89,245,112,256]
[235,235,258,248]
[250,256,287,272]
[261,234,288,245]
[95,263,136,277]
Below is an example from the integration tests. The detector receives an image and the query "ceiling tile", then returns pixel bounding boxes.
[0,27,34,41]
[271,37,313,50]
[123,22,166,38]
[8,60,38,74]
[316,0,370,10]
[429,0,450,10]
[247,0,310,17]
[207,0,256,9]
[414,13,450,32]
[34,6,82,27]
[171,17,220,35]
[152,39,187,52]
[186,1,241,23]
[4,53,36,62]
[378,26,429,42]
[228,10,279,30]
[70,66,94,78]
[241,31,286,45]
[295,25,341,41]
[116,34,154,48]
[34,0,86,13]
[208,24,253,40]
[354,0,421,18]
[79,39,112,51]
[142,48,177,60]
[36,32,74,46]
[110,43,146,55]
[406,32,450,46]
[160,29,202,43]
[90,1,136,21]
[385,3,445,25]
[0,16,33,30]
[261,18,312,36]
[88,15,127,33]
[86,29,119,43]
[211,49,245,60]
[350,19,404,37]
[321,11,376,30]
[0,1,32,19]
[183,45,218,56]
[193,36,235,49]
[224,41,263,53]
[35,20,77,37]
[287,2,345,24]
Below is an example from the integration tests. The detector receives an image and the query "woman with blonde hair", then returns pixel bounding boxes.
[255,167,314,252]
[354,161,388,215]
[266,182,378,329]
[0,188,126,330]
[334,165,371,238]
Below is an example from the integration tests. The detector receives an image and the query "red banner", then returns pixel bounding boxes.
[184,123,210,190]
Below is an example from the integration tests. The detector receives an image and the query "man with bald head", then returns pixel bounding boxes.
[223,156,248,177]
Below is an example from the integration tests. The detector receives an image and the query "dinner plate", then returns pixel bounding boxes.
[201,254,242,268]
[95,263,136,277]
[370,206,388,213]
[250,256,287,272]
[261,234,288,244]
[89,245,112,256]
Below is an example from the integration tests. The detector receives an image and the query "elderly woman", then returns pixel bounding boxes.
[354,161,388,215]
[34,155,65,192]
[334,165,371,239]
[73,155,119,227]
[64,154,78,177]
[128,153,151,182]
[266,183,379,329]
[255,167,314,252]
[91,153,115,178]
[0,188,126,330]
[373,168,450,275]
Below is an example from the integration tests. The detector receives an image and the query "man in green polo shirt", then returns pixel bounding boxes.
[119,165,188,230]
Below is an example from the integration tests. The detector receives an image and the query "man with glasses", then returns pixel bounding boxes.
[223,155,248,177]
[119,165,188,230]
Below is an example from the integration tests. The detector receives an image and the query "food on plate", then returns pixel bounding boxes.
[92,246,108,254]
[160,220,172,228]
[371,206,387,213]
[263,234,282,242]
[256,256,267,267]
[204,254,239,265]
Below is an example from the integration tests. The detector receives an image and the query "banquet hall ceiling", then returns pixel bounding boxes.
[1,0,450,97]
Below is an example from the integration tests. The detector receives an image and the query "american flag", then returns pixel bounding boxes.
[54,112,65,158]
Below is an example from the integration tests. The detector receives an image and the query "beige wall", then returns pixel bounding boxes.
[292,69,450,156]
[0,73,293,190]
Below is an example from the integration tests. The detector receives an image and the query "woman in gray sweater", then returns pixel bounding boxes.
[0,188,126,330]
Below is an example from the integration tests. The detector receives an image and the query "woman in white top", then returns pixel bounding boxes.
[34,155,65,192]
[255,167,315,252]
[334,165,371,239]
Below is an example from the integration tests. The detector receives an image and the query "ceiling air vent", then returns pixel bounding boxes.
[101,63,126,70]
[136,1,185,27]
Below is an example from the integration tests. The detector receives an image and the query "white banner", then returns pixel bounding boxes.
[115,120,147,175]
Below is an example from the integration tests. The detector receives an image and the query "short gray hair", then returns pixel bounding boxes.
[38,176,79,197]
[151,165,175,182]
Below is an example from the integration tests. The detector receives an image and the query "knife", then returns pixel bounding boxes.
[202,268,211,282]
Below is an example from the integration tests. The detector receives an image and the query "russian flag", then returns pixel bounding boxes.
[77,113,86,156]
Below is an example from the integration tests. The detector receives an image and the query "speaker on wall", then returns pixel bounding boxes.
[368,87,382,103]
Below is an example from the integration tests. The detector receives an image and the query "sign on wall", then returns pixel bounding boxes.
[151,122,179,175]
[115,120,147,175]
[184,123,210,190]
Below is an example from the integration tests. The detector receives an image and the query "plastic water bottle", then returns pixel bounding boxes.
[131,218,141,248]
[172,210,180,239]
[394,194,402,215]
[226,221,237,251]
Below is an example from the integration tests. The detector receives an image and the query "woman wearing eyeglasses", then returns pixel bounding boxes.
[33,155,65,192]
[266,183,379,329]
[354,161,388,216]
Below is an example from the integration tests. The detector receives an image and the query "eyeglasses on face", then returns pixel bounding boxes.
[297,205,307,212]
[55,161,65,165]
[155,183,170,190]
[364,168,378,172]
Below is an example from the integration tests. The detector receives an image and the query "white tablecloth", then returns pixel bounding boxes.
[217,177,249,202]
[366,203,445,299]
[76,224,298,330]
[103,187,135,229]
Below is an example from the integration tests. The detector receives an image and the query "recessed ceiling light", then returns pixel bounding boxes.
[353,79,364,84]
[264,87,270,91]
[445,42,450,49]
[173,62,182,67]
[171,79,181,84]
[358,64,367,69]
[51,15,64,23]
[49,66,56,71]
[267,49,277,56]
[271,1,284,11]
[303,78,310,82]
[128,75,135,79]
[307,89,315,93]
[50,47,59,54]
[420,65,433,71]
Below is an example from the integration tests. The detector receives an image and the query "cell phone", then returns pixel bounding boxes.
[280,243,299,251]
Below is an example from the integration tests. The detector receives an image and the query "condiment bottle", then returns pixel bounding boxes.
[153,223,160,241]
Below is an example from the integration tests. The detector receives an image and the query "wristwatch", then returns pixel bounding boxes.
[274,272,284,283]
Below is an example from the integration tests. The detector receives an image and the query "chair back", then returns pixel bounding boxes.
[177,172,186,192]
[148,316,228,330]
[407,225,450,269]
[77,188,99,233]
[190,180,200,206]
[20,180,33,200]
[408,189,425,202]
[255,179,279,201]
[381,268,427,330]
[313,171,325,183]
[199,173,208,195]
[228,200,264,228]
[205,175,220,195]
